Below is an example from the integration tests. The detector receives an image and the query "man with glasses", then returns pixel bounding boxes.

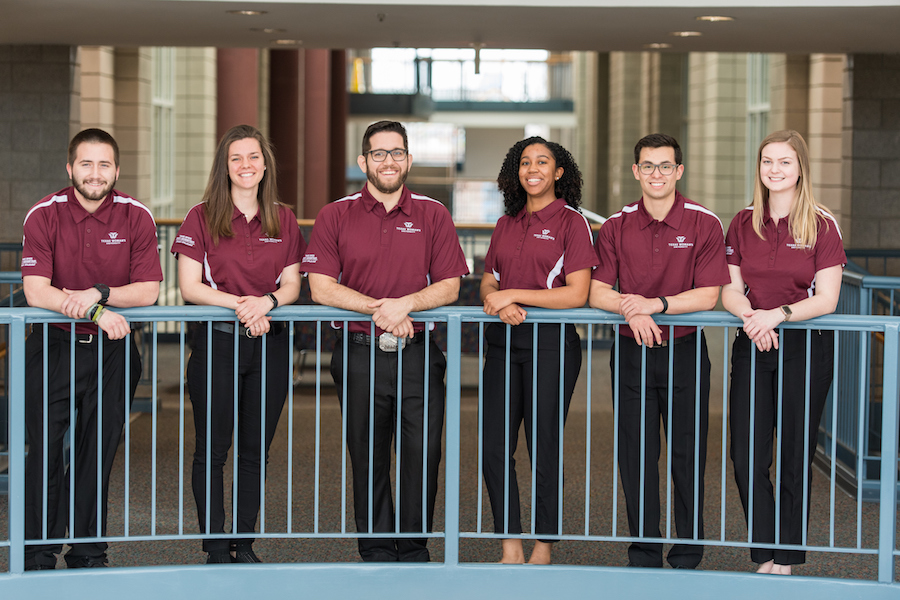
[303,120,468,562]
[589,133,728,569]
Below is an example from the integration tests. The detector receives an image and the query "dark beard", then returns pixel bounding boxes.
[366,167,408,195]
[72,176,115,202]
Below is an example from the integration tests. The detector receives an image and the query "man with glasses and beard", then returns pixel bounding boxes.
[303,121,467,562]
[20,128,162,569]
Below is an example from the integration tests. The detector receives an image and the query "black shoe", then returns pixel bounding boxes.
[25,563,55,571]
[672,564,695,570]
[206,551,233,564]
[67,555,108,568]
[233,548,261,563]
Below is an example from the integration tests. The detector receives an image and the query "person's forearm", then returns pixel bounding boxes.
[662,286,720,314]
[180,280,240,310]
[403,277,460,312]
[721,287,753,318]
[308,274,375,314]
[23,277,69,313]
[107,281,159,308]
[499,285,587,310]
[588,284,621,313]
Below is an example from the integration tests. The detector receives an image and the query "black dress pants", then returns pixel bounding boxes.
[330,333,445,562]
[729,328,833,565]
[481,322,581,539]
[24,325,140,568]
[612,331,709,568]
[187,325,289,553]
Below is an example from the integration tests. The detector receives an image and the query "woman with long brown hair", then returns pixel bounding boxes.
[172,124,305,563]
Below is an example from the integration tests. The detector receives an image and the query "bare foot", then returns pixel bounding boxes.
[527,541,552,565]
[772,563,792,575]
[499,539,525,564]
[756,560,774,574]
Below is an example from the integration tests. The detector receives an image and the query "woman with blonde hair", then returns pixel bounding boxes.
[172,124,305,563]
[722,130,845,574]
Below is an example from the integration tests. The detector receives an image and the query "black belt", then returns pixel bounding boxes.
[45,325,101,344]
[209,321,285,338]
[340,330,426,351]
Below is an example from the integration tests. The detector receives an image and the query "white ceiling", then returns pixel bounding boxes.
[2,1,900,54]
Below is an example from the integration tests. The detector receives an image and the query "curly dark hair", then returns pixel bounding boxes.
[496,136,583,217]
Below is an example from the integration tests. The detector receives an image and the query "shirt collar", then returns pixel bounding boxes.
[514,197,566,223]
[231,204,260,224]
[66,187,114,224]
[636,190,686,230]
[360,185,412,216]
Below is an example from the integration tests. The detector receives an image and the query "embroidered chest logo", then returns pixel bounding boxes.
[396,221,422,234]
[258,236,283,244]
[725,245,734,256]
[786,237,811,250]
[102,231,127,245]
[668,235,694,249]
[533,228,556,241]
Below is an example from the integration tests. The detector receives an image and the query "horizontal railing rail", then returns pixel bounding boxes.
[0,306,898,600]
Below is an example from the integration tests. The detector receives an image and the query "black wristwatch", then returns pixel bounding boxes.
[93,283,110,305]
[265,293,278,309]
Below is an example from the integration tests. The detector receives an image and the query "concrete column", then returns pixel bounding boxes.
[216,48,259,138]
[174,47,217,217]
[685,52,747,223]
[304,49,331,219]
[769,54,811,136]
[0,45,76,247]
[844,54,900,250]
[269,49,302,212]
[78,46,116,132]
[573,52,608,215]
[607,52,645,213]
[807,54,845,227]
[114,48,152,202]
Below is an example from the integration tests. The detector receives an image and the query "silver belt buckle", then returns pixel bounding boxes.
[378,332,407,352]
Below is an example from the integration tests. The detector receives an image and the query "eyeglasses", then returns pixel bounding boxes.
[637,162,679,176]
[366,148,408,162]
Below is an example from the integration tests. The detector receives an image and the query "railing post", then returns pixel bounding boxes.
[8,315,26,573]
[877,321,899,583]
[444,311,462,566]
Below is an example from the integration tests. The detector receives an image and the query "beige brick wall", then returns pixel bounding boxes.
[114,48,152,204]
[607,52,644,213]
[78,46,116,133]
[807,54,845,235]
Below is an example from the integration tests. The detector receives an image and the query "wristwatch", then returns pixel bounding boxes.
[93,283,110,305]
[780,305,792,322]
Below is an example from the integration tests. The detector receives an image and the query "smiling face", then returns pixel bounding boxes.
[518,143,563,204]
[227,137,266,193]
[758,141,800,195]
[358,131,410,196]
[632,145,683,204]
[67,141,119,205]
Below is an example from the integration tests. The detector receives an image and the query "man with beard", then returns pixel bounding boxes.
[303,120,467,561]
[20,128,162,569]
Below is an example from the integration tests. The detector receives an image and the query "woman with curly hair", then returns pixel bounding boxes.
[171,124,305,563]
[723,130,844,574]
[480,137,598,564]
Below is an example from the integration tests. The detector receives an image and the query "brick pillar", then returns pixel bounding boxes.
[269,49,302,212]
[303,49,331,219]
[216,48,259,139]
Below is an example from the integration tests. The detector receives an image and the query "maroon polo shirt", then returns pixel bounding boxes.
[302,185,468,334]
[593,191,729,340]
[171,203,306,297]
[485,198,598,298]
[21,187,163,334]
[725,206,846,311]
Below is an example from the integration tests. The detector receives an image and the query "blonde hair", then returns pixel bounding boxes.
[750,129,834,249]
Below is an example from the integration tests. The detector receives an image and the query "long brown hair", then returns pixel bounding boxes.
[751,129,834,248]
[202,124,285,245]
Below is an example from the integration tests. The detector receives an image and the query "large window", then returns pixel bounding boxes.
[151,47,175,218]
[746,53,770,199]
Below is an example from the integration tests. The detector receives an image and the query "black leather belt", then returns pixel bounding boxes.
[45,325,100,344]
[341,330,425,351]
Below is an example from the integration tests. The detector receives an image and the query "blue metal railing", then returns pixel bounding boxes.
[0,305,898,600]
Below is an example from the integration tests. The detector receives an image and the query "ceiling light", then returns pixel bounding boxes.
[644,43,672,50]
[251,28,285,34]
[227,10,266,16]
[696,15,734,22]
[273,39,302,46]
[671,31,702,37]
